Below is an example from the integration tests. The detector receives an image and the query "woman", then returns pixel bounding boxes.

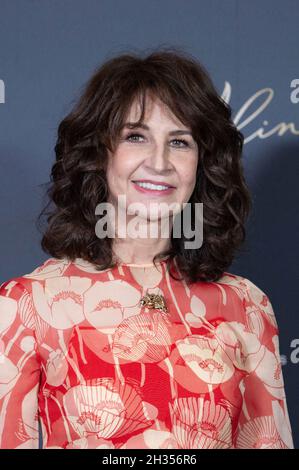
[0,48,294,449]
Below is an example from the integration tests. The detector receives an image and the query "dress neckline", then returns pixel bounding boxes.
[71,255,172,270]
[117,256,171,268]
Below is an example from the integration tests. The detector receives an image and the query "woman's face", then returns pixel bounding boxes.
[106,94,198,224]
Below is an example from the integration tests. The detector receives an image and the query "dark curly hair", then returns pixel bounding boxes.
[37,46,252,285]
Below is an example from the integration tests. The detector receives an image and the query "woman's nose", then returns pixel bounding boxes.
[147,143,172,172]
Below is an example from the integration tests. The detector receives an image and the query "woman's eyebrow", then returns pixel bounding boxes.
[122,122,192,136]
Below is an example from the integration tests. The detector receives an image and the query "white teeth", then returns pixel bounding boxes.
[134,181,170,191]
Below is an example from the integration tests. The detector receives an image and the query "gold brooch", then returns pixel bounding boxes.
[139,292,168,313]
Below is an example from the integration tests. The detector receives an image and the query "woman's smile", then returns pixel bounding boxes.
[131,179,176,196]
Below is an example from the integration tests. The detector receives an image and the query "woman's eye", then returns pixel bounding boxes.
[126,133,144,142]
[171,139,189,148]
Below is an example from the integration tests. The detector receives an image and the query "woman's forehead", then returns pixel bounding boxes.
[124,95,188,130]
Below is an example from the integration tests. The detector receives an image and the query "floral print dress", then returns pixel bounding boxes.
[0,256,294,449]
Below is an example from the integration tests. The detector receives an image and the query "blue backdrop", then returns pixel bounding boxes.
[0,0,298,448]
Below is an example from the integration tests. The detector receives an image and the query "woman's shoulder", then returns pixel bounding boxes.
[215,270,270,298]
[0,257,72,292]
[189,270,270,299]
[213,270,278,329]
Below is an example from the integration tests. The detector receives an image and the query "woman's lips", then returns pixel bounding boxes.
[131,181,176,195]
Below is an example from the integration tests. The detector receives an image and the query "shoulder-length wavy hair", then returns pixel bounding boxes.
[37,46,252,284]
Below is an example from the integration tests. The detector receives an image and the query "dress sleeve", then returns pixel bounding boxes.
[0,279,41,448]
[234,279,294,449]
